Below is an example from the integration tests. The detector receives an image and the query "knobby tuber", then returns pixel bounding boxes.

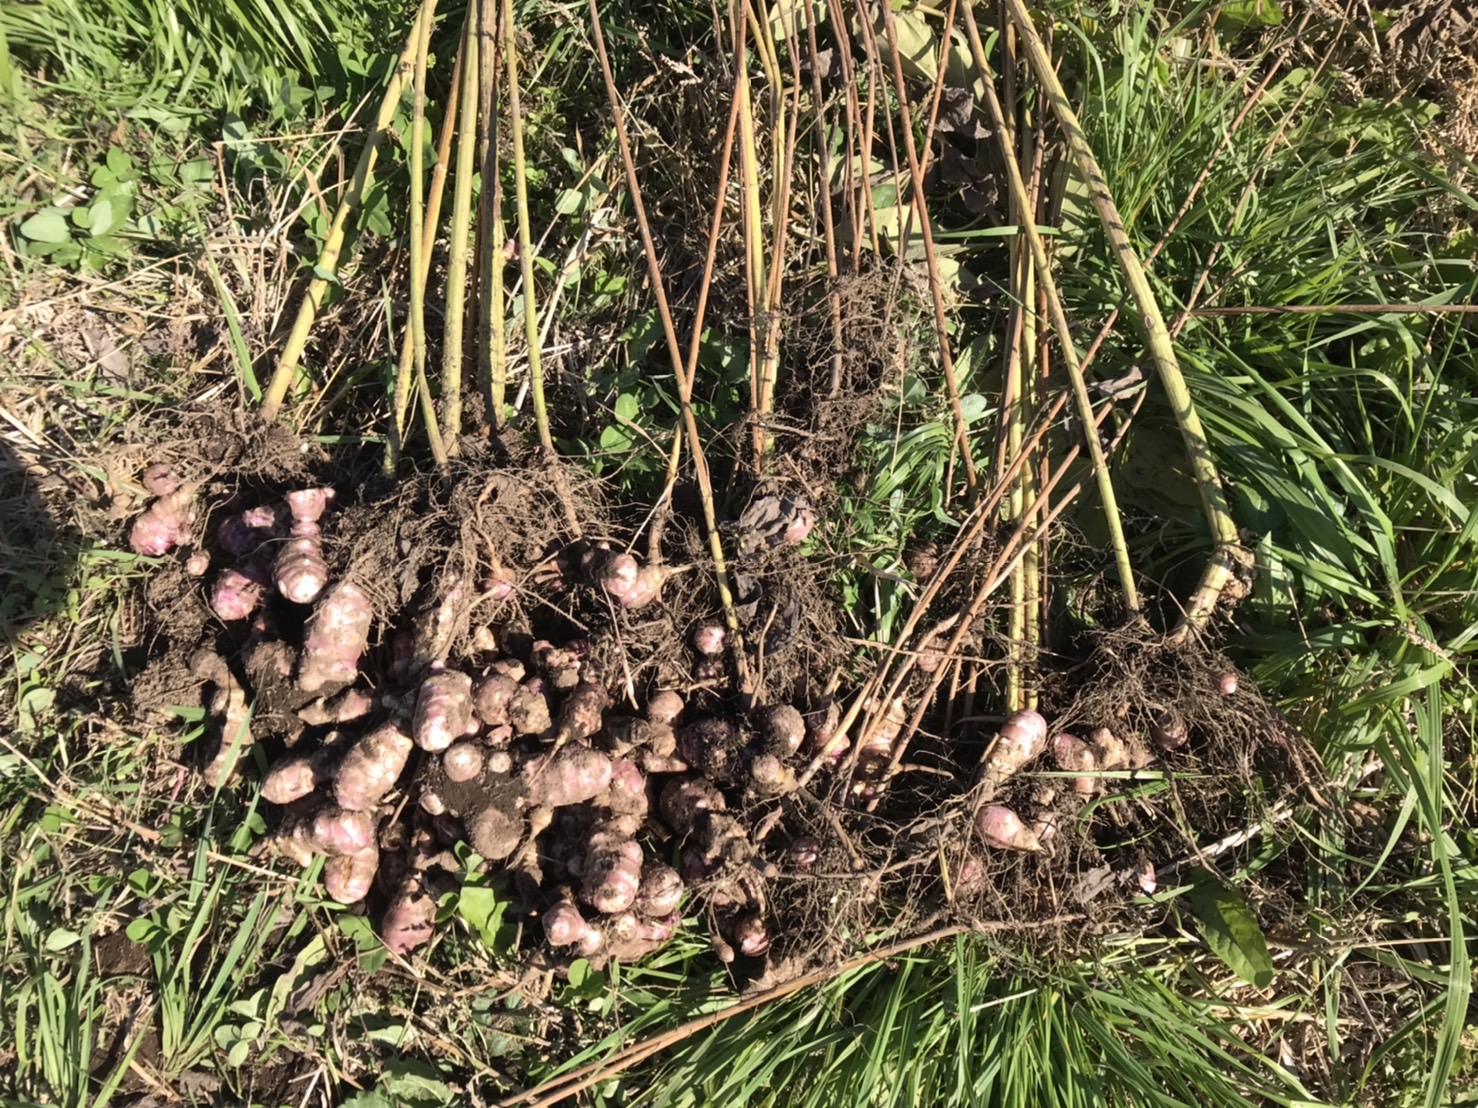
[523,747,613,808]
[980,710,1048,798]
[443,742,484,782]
[129,485,198,556]
[646,689,684,726]
[298,582,373,694]
[472,673,519,727]
[262,754,326,805]
[211,562,269,621]
[757,704,805,758]
[1053,733,1100,797]
[544,900,603,956]
[508,680,553,736]
[274,520,329,604]
[634,862,683,917]
[334,722,414,810]
[659,776,725,835]
[690,621,726,656]
[324,843,379,903]
[555,681,607,747]
[581,829,643,913]
[413,672,478,752]
[311,806,376,855]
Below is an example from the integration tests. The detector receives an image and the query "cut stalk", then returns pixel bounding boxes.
[1001,0,1240,628]
[502,0,553,452]
[440,6,480,450]
[405,0,445,467]
[261,0,438,423]
[963,3,1138,612]
[477,0,508,429]
[389,14,463,469]
[801,0,845,397]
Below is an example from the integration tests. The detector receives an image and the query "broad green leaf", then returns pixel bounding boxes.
[45,928,81,953]
[1186,871,1274,988]
[87,196,116,236]
[614,393,640,422]
[457,884,507,950]
[19,209,72,244]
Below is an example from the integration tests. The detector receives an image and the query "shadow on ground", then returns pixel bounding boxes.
[0,438,86,649]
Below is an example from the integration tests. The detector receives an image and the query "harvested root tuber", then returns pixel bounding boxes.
[580,829,644,913]
[141,463,182,497]
[787,836,820,868]
[600,758,648,822]
[659,776,725,835]
[747,753,796,796]
[443,742,484,783]
[190,650,254,788]
[298,582,373,694]
[413,672,478,752]
[731,913,770,957]
[544,900,603,956]
[974,804,1042,852]
[285,487,334,523]
[690,621,726,656]
[381,880,437,955]
[757,704,805,758]
[324,843,378,903]
[219,504,287,558]
[274,519,329,604]
[130,486,198,556]
[646,689,684,726]
[472,673,519,727]
[334,722,414,810]
[554,681,607,747]
[1150,710,1188,751]
[678,718,740,781]
[470,806,522,861]
[310,806,376,855]
[297,687,375,727]
[1053,733,1100,797]
[262,754,327,805]
[634,862,683,917]
[980,710,1048,798]
[508,680,553,737]
[523,747,613,809]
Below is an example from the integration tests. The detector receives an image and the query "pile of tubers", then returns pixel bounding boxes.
[128,473,832,969]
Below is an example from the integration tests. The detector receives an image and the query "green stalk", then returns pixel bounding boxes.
[440,6,480,450]
[502,0,552,453]
[261,0,438,423]
[476,0,508,429]
[1001,0,1240,627]
[388,19,462,470]
[963,2,1139,612]
[404,0,447,467]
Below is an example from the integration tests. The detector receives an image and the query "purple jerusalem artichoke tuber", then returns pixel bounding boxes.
[297,582,373,694]
[544,900,603,955]
[979,709,1048,798]
[130,486,198,556]
[634,861,684,917]
[646,688,684,726]
[580,830,644,913]
[413,671,478,752]
[381,880,437,955]
[442,742,484,783]
[334,722,414,811]
[757,703,806,758]
[323,843,378,903]
[659,776,725,835]
[262,753,328,805]
[690,620,726,657]
[523,747,614,808]
[273,518,329,604]
[974,804,1042,852]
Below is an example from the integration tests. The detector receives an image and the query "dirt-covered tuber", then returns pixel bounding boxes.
[130,486,198,556]
[980,709,1048,798]
[659,776,725,835]
[413,672,478,752]
[381,880,437,955]
[544,900,603,956]
[211,562,269,621]
[634,861,683,917]
[757,704,805,758]
[523,747,613,809]
[298,582,373,694]
[443,742,484,783]
[324,843,378,903]
[262,754,326,805]
[975,804,1042,852]
[334,722,414,810]
[580,830,643,913]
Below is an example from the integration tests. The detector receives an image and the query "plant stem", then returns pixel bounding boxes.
[261,0,438,423]
[502,0,552,453]
[476,0,507,429]
[389,10,462,470]
[964,3,1139,613]
[405,0,447,467]
[1001,0,1240,629]
[438,5,480,450]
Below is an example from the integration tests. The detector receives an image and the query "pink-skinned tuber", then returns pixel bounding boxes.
[580,830,643,913]
[274,519,329,604]
[285,487,334,524]
[1150,710,1188,751]
[311,805,376,855]
[297,687,375,727]
[747,753,796,796]
[443,742,484,783]
[381,880,437,955]
[787,836,820,868]
[413,671,478,752]
[975,804,1042,852]
[601,758,648,820]
[554,681,607,747]
[470,806,522,861]
[690,621,726,657]
[190,650,253,788]
[323,843,378,903]
[757,704,806,758]
[731,913,770,957]
[544,900,603,956]
[1052,733,1099,797]
[298,582,373,694]
[262,754,327,805]
[980,709,1048,798]
[472,673,519,727]
[129,486,198,556]
[334,722,414,810]
[523,746,613,809]
[634,861,684,917]
[211,561,270,621]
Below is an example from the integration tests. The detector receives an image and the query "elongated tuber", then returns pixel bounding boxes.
[262,753,327,805]
[274,519,329,604]
[555,681,607,747]
[413,671,478,752]
[334,722,414,810]
[190,650,253,787]
[523,747,613,808]
[298,582,373,694]
[975,804,1042,852]
[324,843,378,903]
[980,709,1048,798]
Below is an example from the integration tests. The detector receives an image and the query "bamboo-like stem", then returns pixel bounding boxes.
[440,5,480,450]
[801,0,845,397]
[476,0,508,429]
[877,0,978,495]
[963,3,1139,612]
[588,0,754,697]
[735,31,767,471]
[404,0,448,467]
[261,0,438,423]
[387,20,463,470]
[1001,0,1240,629]
[502,0,553,453]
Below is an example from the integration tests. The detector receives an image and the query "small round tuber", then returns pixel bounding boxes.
[211,562,269,621]
[129,487,198,556]
[544,900,603,955]
[1218,671,1239,696]
[747,753,796,796]
[285,487,334,524]
[443,742,484,783]
[508,680,553,737]
[472,673,519,727]
[634,862,684,917]
[646,689,684,726]
[659,776,725,835]
[690,621,726,657]
[469,806,522,861]
[1150,710,1188,751]
[787,836,820,868]
[756,704,806,758]
[310,806,376,855]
